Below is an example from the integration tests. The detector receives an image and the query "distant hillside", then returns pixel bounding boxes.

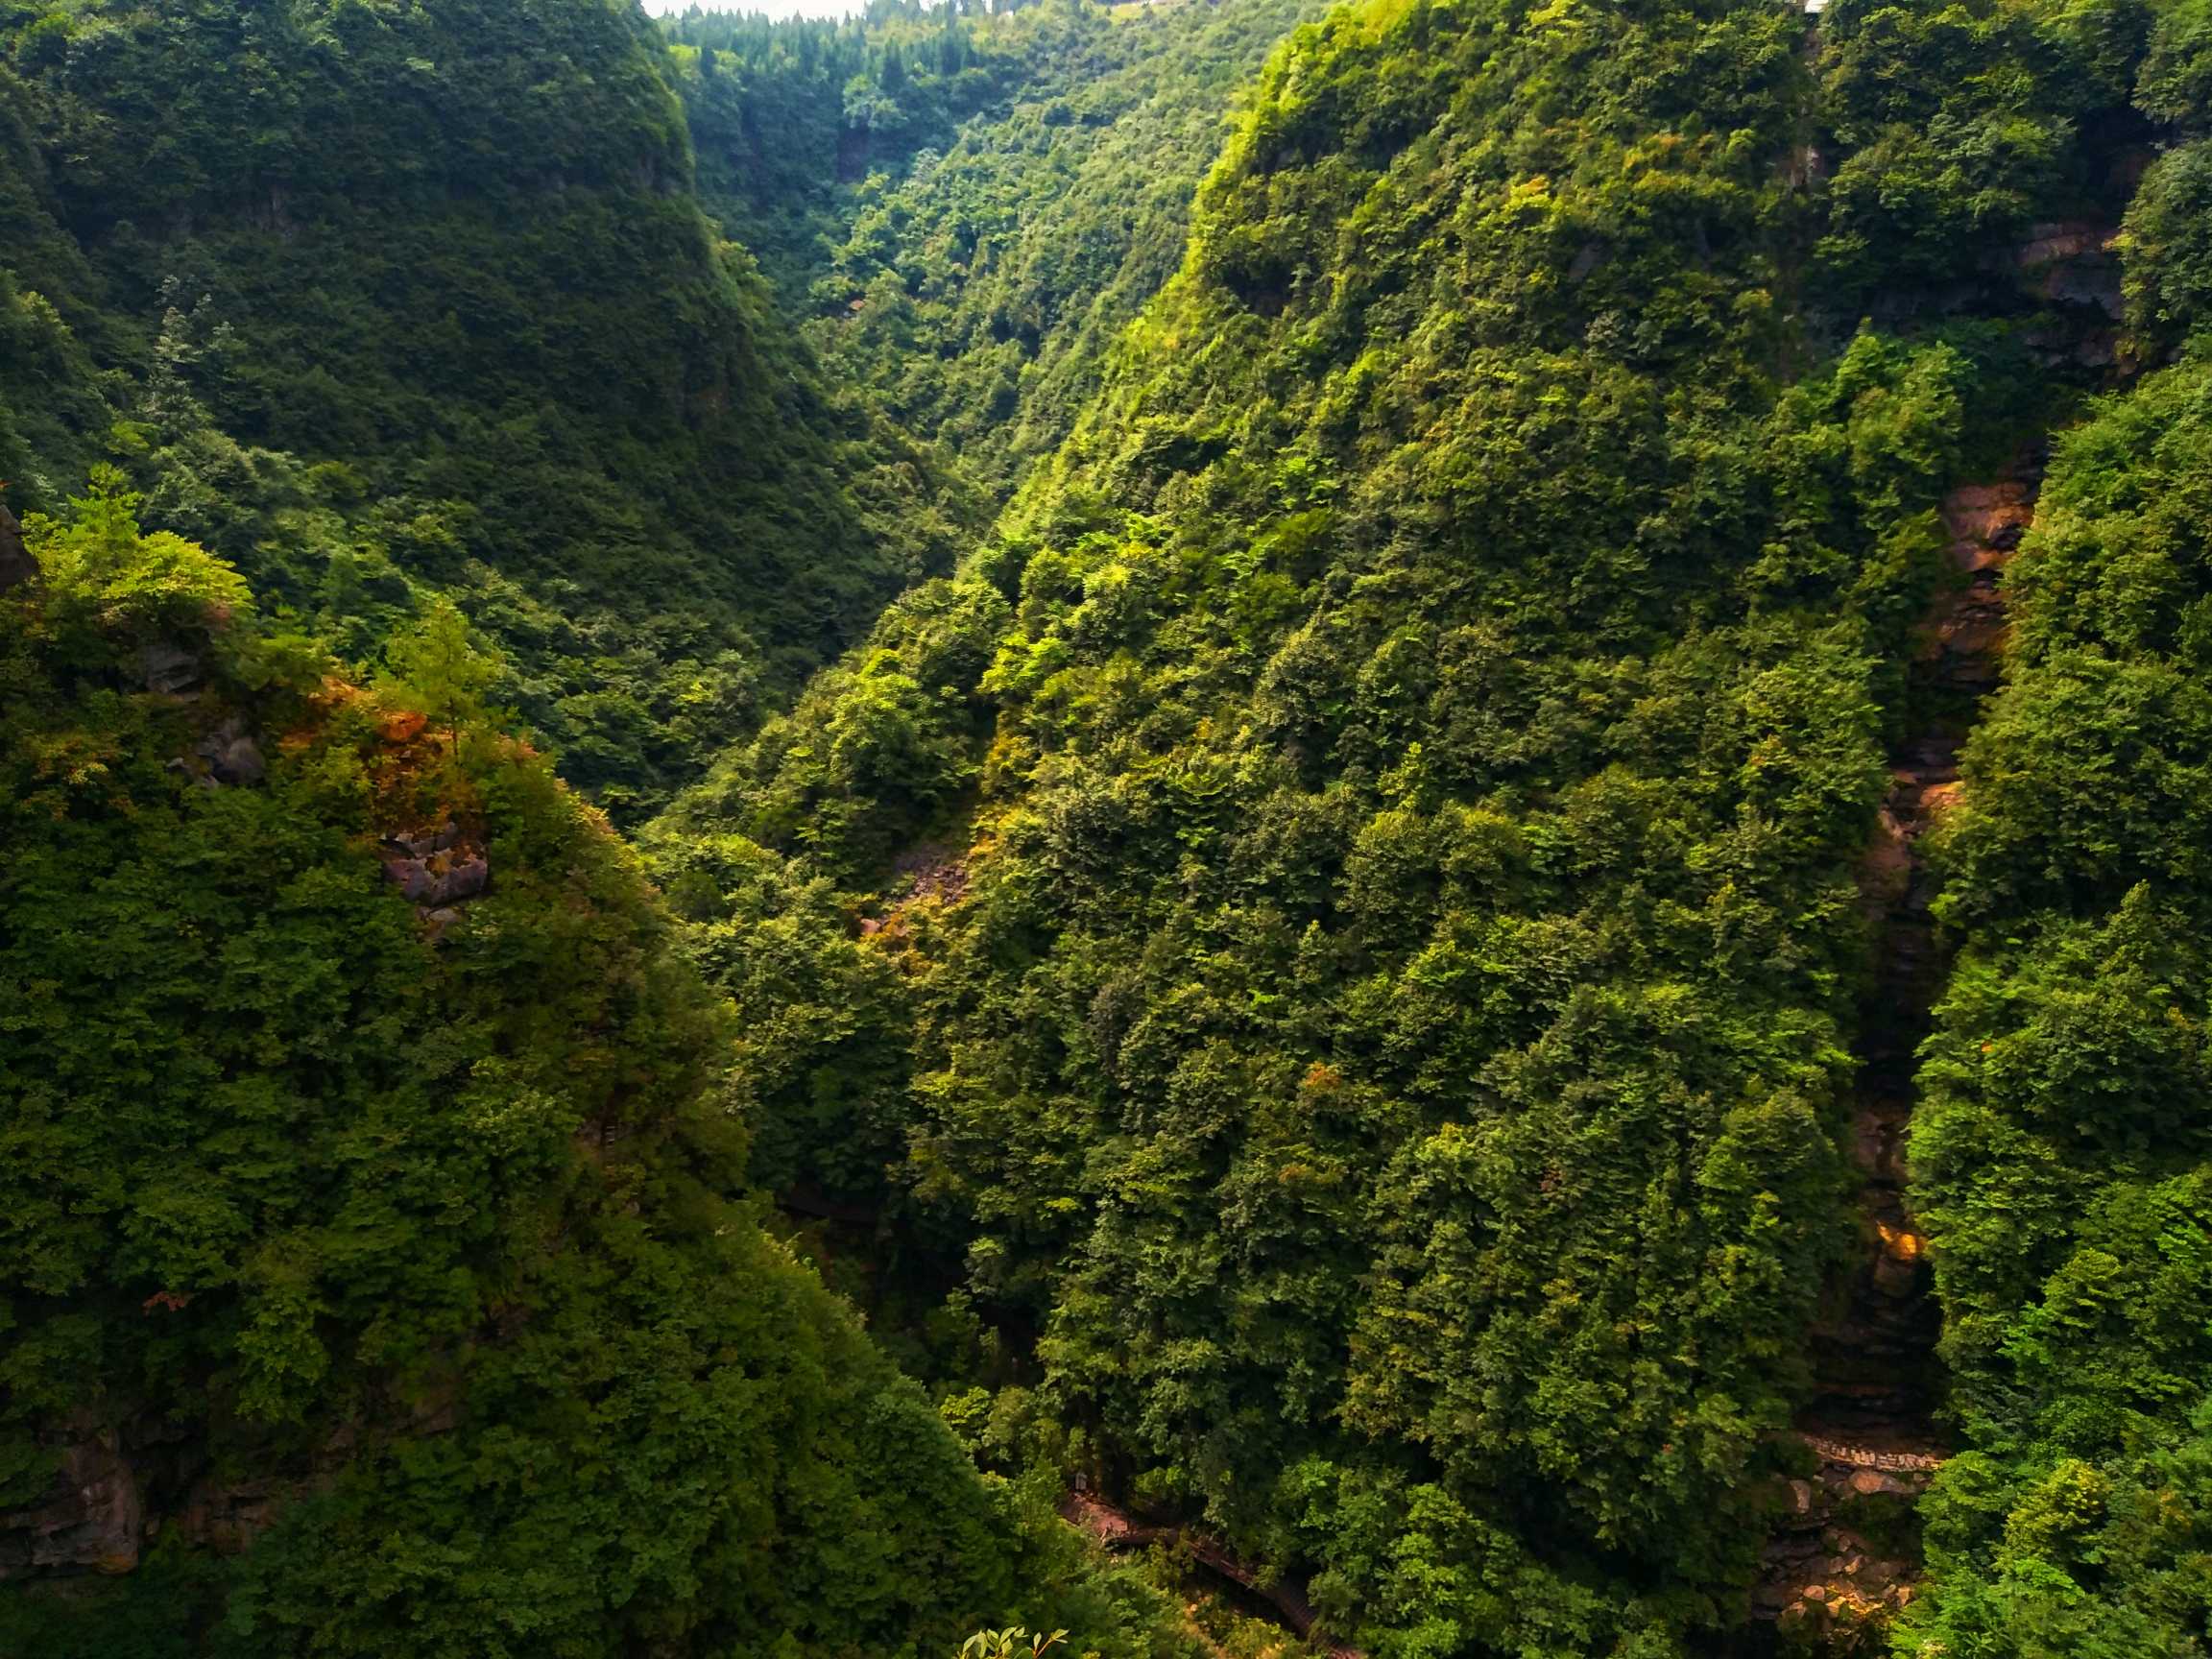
[0,0,972,819]
[665,0,1329,500]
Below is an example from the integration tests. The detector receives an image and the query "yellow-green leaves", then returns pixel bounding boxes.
[28,466,251,646]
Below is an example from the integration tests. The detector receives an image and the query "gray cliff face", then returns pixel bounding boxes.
[0,1431,143,1579]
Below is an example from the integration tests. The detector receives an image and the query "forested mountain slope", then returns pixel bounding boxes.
[661,0,1050,289]
[648,0,2181,1651]
[0,479,1185,1658]
[1900,363,2212,1659]
[666,0,1331,501]
[1894,11,2212,1640]
[0,0,968,818]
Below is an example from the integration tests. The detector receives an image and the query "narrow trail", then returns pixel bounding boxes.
[1745,472,2037,1643]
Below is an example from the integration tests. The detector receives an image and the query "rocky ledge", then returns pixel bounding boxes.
[1753,1439,1940,1647]
[379,819,490,938]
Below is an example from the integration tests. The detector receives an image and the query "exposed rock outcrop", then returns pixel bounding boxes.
[2010,221,2125,369]
[172,1474,285,1557]
[1744,471,2036,1649]
[0,1431,142,1579]
[195,715,268,786]
[139,640,205,695]
[0,1415,324,1582]
[380,820,491,910]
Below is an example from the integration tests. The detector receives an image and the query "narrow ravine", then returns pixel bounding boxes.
[1060,1492,1363,1659]
[1747,471,2038,1643]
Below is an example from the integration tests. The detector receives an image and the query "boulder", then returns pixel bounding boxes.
[214,735,266,785]
[387,820,462,859]
[437,854,489,903]
[196,718,267,786]
[1850,1468,1911,1497]
[140,640,204,695]
[390,859,435,902]
[380,839,491,907]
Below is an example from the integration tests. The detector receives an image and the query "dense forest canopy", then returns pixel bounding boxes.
[0,473,1188,1656]
[5,0,2212,1654]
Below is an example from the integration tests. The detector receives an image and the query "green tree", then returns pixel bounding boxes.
[378,594,505,763]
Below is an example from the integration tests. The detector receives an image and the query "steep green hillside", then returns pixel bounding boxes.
[805,0,1334,497]
[648,0,2156,1650]
[661,0,1041,289]
[0,476,1183,1658]
[0,0,968,818]
[1898,7,2212,1642]
[1903,355,2212,1659]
